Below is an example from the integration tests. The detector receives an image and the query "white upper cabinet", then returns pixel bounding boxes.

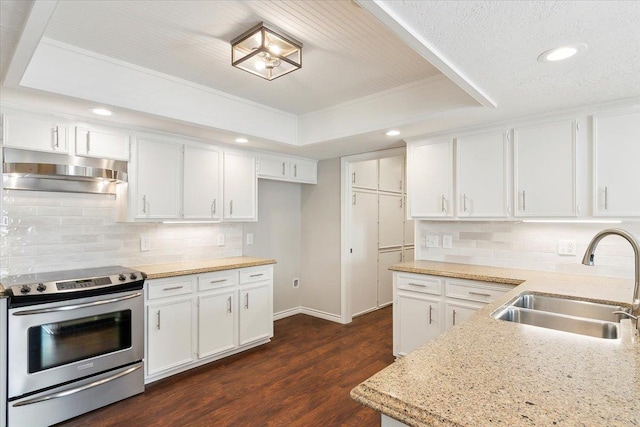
[135,138,181,219]
[408,139,453,218]
[379,155,405,193]
[350,159,378,190]
[456,131,509,218]
[513,120,576,217]
[3,113,68,153]
[593,109,640,217]
[223,151,257,222]
[183,145,220,220]
[257,153,317,184]
[75,125,130,160]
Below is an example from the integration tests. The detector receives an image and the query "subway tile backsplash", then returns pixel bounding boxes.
[416,221,640,279]
[0,191,242,276]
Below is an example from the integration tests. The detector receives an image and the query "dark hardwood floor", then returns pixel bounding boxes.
[58,306,393,427]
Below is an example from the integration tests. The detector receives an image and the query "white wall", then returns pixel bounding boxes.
[300,158,342,318]
[415,221,640,279]
[243,180,302,316]
[0,190,242,276]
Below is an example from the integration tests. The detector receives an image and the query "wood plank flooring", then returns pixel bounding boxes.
[58,306,393,427]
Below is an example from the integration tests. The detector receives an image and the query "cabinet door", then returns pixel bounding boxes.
[402,247,414,262]
[379,194,404,248]
[404,205,415,246]
[184,146,220,219]
[3,113,68,153]
[75,126,129,160]
[379,155,404,193]
[396,292,442,356]
[239,283,272,345]
[514,120,576,217]
[408,140,453,217]
[349,191,379,316]
[223,151,257,221]
[378,250,402,307]
[198,290,237,358]
[593,109,640,216]
[146,298,194,376]
[457,131,509,217]
[290,159,317,184]
[445,299,485,330]
[257,154,288,180]
[136,139,181,219]
[350,159,378,190]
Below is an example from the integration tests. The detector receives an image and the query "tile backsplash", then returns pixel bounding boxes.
[1,190,242,277]
[416,221,640,279]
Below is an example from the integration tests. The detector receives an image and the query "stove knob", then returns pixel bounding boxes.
[20,285,31,294]
[37,283,47,292]
[129,273,138,280]
[118,274,126,281]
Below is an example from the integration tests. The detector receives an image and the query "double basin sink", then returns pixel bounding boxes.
[491,293,631,339]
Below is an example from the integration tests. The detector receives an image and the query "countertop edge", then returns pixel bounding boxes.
[389,265,524,286]
[133,257,277,280]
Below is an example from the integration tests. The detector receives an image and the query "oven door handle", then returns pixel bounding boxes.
[11,364,142,407]
[12,292,142,316]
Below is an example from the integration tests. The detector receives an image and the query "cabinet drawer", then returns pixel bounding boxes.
[396,273,442,295]
[198,270,238,291]
[239,266,272,284]
[147,277,194,300]
[445,280,510,303]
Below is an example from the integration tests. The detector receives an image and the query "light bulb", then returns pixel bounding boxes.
[255,61,266,71]
[269,44,281,55]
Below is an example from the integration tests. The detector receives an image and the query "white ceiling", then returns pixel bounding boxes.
[1,1,640,159]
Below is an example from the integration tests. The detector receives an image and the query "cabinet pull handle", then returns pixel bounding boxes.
[604,186,608,210]
[428,305,433,325]
[399,252,403,262]
[227,296,232,313]
[156,310,161,330]
[522,190,526,211]
[352,194,356,206]
[282,162,286,176]
[249,273,264,278]
[211,199,217,216]
[142,195,147,214]
[469,291,491,297]
[463,194,467,212]
[408,282,426,287]
[441,195,446,213]
[352,172,356,184]
[210,279,227,284]
[399,180,403,190]
[230,200,233,215]
[452,309,457,326]
[400,198,403,208]
[86,132,91,153]
[53,126,60,149]
[293,164,297,177]
[245,293,249,309]
[162,285,184,291]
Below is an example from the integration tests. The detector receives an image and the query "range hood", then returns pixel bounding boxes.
[2,148,128,195]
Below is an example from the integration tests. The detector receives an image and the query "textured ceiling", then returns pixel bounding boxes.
[42,0,441,115]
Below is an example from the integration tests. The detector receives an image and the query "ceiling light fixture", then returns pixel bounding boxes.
[537,44,587,62]
[231,22,302,81]
[235,137,249,144]
[91,108,113,116]
[385,130,401,136]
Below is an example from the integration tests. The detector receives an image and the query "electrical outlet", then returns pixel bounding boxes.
[246,233,254,245]
[442,235,453,249]
[217,234,225,246]
[558,240,576,256]
[425,235,439,248]
[140,236,150,252]
[293,278,300,288]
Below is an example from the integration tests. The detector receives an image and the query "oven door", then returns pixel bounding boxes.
[8,289,143,398]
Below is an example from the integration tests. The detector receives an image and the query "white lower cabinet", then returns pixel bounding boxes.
[145,265,273,382]
[393,272,511,357]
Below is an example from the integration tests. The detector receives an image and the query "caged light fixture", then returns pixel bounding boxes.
[231,22,303,81]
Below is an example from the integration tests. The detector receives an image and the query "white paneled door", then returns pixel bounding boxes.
[349,191,379,316]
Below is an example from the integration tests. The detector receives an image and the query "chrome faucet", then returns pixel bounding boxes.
[582,228,640,332]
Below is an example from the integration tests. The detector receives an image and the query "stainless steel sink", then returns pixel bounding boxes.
[491,293,631,339]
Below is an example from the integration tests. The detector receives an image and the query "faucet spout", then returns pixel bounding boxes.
[582,228,640,332]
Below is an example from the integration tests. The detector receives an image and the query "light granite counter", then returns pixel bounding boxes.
[351,260,639,426]
[132,256,276,279]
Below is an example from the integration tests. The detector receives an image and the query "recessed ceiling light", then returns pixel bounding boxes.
[385,130,401,136]
[91,107,113,116]
[537,44,587,62]
[235,137,249,144]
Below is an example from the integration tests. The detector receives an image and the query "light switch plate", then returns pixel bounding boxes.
[140,236,150,252]
[442,235,453,249]
[558,240,576,256]
[246,233,254,245]
[217,234,225,246]
[425,235,439,248]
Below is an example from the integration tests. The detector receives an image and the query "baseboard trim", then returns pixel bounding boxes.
[273,306,344,324]
[273,307,303,321]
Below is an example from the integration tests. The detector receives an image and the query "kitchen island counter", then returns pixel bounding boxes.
[351,261,639,426]
[132,256,276,279]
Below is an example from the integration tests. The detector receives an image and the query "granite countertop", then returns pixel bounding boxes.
[132,256,277,279]
[351,260,639,426]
